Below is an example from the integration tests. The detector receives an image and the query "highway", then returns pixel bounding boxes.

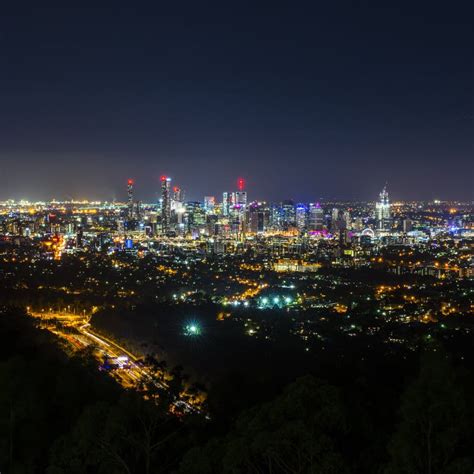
[29,310,199,413]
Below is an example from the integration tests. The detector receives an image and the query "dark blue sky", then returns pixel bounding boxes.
[1,3,472,202]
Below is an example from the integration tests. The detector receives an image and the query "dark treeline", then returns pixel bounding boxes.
[1,306,474,473]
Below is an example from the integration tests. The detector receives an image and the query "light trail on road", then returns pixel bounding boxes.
[29,310,200,413]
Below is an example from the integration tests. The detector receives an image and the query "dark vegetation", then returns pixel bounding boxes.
[2,306,474,473]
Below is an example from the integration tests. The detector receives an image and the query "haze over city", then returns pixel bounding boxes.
[1,3,473,202]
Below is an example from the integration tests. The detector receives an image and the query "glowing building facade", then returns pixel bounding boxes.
[375,186,391,231]
[161,176,172,232]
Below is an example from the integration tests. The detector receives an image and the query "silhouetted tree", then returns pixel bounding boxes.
[180,375,348,473]
[385,349,473,474]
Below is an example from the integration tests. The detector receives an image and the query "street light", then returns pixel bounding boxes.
[184,322,202,336]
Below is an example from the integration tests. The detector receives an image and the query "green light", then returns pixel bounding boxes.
[184,322,201,336]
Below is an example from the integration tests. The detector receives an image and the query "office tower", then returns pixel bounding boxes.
[161,175,172,232]
[281,200,296,229]
[232,177,247,227]
[308,202,324,231]
[171,186,185,215]
[331,208,339,233]
[375,186,391,231]
[235,177,247,207]
[342,210,351,229]
[127,179,134,220]
[206,214,218,235]
[222,192,232,216]
[234,191,247,207]
[173,186,184,203]
[135,201,142,221]
[296,204,307,231]
[269,204,282,230]
[204,196,216,212]
[247,203,269,233]
[185,201,206,232]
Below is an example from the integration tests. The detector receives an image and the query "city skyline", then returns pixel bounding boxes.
[1,4,473,473]
[1,174,473,204]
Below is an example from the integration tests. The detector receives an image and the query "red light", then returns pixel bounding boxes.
[127,179,134,186]
[160,175,167,181]
[238,177,245,191]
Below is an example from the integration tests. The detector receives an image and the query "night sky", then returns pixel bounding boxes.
[1,3,472,202]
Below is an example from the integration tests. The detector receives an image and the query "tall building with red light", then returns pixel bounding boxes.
[161,175,172,232]
[127,179,134,220]
[234,177,247,207]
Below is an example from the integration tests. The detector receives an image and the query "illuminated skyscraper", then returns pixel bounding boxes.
[222,192,232,216]
[308,203,324,231]
[330,208,339,233]
[204,196,216,212]
[234,177,247,209]
[173,186,184,203]
[296,204,307,231]
[234,191,247,207]
[127,179,134,220]
[248,203,269,233]
[375,186,391,231]
[280,200,296,229]
[185,201,206,233]
[161,175,172,232]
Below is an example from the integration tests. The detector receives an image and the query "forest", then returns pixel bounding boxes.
[1,305,474,473]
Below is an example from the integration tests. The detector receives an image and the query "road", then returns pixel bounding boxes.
[29,310,199,413]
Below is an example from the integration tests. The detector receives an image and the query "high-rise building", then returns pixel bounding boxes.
[171,186,185,215]
[281,200,296,229]
[161,175,172,232]
[247,202,269,233]
[185,201,206,232]
[127,179,134,220]
[204,196,216,212]
[308,203,324,231]
[173,186,184,203]
[230,178,248,228]
[234,191,247,207]
[222,192,232,216]
[330,208,340,233]
[342,210,351,230]
[296,204,307,231]
[375,186,391,231]
[269,204,282,230]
